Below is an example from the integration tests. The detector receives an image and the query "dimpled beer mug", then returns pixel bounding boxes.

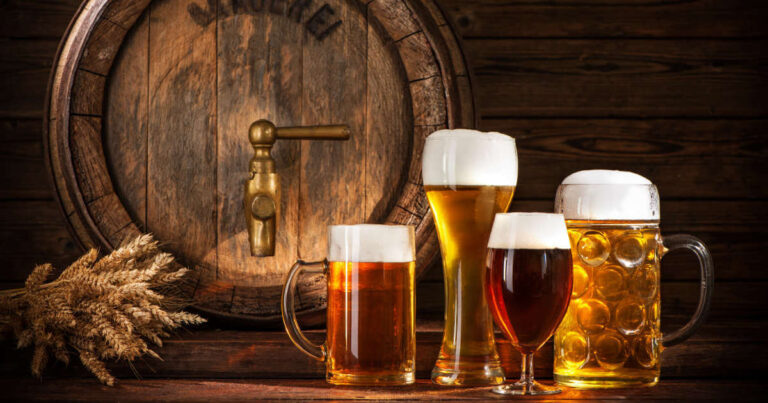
[553,170,714,388]
[422,129,518,386]
[281,225,416,385]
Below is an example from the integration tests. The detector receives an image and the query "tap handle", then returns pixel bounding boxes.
[277,125,350,140]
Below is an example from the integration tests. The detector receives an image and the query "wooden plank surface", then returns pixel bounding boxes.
[299,0,367,259]
[215,1,302,287]
[104,13,149,228]
[6,379,764,401]
[146,0,218,277]
[439,0,768,39]
[3,379,763,401]
[467,39,768,118]
[364,7,412,222]
[481,119,768,199]
[0,319,763,380]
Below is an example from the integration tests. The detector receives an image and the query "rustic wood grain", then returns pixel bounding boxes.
[70,69,105,115]
[0,119,53,199]
[480,119,768,199]
[440,0,768,39]
[0,319,762,379]
[4,379,764,401]
[0,38,60,118]
[299,0,367,259]
[215,4,302,287]
[468,39,768,118]
[78,18,127,76]
[0,0,81,39]
[365,11,411,222]
[147,0,218,278]
[368,0,421,42]
[104,13,149,228]
[69,115,111,203]
[102,0,152,30]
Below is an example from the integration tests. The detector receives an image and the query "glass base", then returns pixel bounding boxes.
[431,363,505,386]
[492,380,561,396]
[327,371,415,386]
[554,373,659,389]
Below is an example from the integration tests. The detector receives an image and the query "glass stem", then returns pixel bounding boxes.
[519,352,535,393]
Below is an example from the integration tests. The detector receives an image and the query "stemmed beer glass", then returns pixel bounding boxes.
[485,213,574,395]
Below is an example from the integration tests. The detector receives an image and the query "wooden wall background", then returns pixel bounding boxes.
[1,0,767,380]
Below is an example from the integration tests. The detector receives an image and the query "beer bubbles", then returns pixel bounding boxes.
[554,170,665,387]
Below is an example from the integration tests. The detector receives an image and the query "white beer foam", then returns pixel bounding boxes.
[488,213,571,250]
[422,129,518,187]
[328,224,415,263]
[557,170,660,220]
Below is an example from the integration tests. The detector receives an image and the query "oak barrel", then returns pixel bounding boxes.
[44,0,475,326]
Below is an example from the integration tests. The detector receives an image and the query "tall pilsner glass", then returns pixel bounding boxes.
[422,129,518,385]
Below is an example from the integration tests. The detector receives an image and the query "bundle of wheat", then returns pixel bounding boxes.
[0,234,205,385]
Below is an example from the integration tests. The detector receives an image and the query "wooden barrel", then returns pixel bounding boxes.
[45,0,474,326]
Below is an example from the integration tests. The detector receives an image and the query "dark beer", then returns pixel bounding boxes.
[486,248,573,354]
[484,212,573,395]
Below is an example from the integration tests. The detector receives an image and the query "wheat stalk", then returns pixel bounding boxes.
[0,234,205,385]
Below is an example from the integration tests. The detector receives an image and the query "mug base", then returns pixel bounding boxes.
[327,371,415,386]
[554,373,659,389]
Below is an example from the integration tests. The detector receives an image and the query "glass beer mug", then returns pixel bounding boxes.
[553,170,714,388]
[281,224,416,385]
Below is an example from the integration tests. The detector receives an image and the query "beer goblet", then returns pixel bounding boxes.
[281,224,416,385]
[486,213,573,395]
[422,129,518,386]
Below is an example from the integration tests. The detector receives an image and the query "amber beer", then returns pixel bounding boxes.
[553,170,714,388]
[281,224,416,385]
[422,129,518,386]
[326,260,415,383]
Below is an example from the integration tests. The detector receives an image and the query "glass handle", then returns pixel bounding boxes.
[660,234,714,347]
[281,259,327,361]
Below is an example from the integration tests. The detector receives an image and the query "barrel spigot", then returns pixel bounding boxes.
[244,119,350,256]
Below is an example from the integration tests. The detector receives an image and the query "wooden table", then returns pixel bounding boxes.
[5,379,763,401]
[3,317,763,401]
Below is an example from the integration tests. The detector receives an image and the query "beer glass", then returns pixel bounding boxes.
[281,224,416,385]
[553,170,714,388]
[486,213,573,395]
[422,129,518,385]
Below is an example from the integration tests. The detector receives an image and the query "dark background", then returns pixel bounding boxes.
[1,0,767,386]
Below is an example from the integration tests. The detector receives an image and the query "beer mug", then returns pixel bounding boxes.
[552,170,714,388]
[281,224,416,385]
[422,129,518,386]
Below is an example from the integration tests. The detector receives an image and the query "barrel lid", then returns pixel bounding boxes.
[44,0,475,327]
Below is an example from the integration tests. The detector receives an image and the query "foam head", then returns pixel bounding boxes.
[328,224,415,263]
[422,129,518,187]
[488,213,571,250]
[555,170,660,221]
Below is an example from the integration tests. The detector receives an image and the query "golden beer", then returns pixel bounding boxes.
[554,220,661,387]
[426,185,515,385]
[422,129,518,386]
[553,170,714,389]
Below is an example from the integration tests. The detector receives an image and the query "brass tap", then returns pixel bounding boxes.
[244,119,350,256]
